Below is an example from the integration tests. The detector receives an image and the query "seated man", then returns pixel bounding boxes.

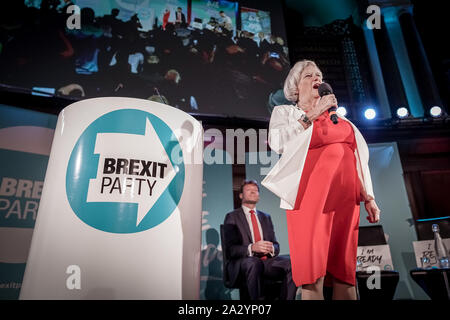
[223,180,296,300]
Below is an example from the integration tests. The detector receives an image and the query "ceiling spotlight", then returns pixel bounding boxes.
[396,107,409,118]
[430,106,442,117]
[337,106,347,117]
[364,108,376,120]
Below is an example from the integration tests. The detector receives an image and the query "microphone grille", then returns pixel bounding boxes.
[318,82,333,97]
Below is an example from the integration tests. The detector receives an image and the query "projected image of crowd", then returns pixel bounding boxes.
[0,1,290,118]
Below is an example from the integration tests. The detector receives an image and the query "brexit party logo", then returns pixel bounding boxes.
[66,109,185,233]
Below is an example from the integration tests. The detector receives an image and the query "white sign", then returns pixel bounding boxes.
[357,245,394,271]
[86,118,176,226]
[413,239,450,268]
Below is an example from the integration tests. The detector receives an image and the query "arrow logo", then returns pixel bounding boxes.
[86,118,176,226]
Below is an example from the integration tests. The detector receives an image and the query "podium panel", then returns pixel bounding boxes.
[19,97,203,299]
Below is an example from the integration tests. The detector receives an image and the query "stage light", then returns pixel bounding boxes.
[430,106,442,117]
[396,107,409,118]
[364,108,376,120]
[337,106,347,116]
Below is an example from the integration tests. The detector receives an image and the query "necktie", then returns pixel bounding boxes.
[250,210,267,260]
[250,210,261,242]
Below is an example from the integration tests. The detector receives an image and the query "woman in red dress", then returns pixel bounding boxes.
[162,9,170,30]
[266,60,381,300]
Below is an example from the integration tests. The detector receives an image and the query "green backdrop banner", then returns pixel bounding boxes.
[0,105,57,300]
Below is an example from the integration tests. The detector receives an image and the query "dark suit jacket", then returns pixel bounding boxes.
[176,12,186,25]
[223,207,280,287]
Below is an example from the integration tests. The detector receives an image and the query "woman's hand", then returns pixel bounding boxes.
[365,199,381,223]
[305,94,337,121]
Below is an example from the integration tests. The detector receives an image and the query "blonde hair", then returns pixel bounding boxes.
[283,60,320,103]
[165,69,181,84]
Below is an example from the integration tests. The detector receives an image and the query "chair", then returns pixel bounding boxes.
[357,225,388,246]
[220,224,283,300]
[220,224,248,298]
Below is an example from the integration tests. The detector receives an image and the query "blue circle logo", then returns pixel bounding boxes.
[66,109,185,233]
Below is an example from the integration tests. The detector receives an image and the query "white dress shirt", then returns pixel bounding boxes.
[241,205,274,257]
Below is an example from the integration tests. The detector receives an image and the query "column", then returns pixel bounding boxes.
[382,6,424,117]
[362,25,392,119]
[398,7,444,112]
[372,17,409,117]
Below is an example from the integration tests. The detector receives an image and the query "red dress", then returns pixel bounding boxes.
[163,11,170,30]
[286,111,361,287]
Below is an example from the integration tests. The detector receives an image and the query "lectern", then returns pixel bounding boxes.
[19,97,203,299]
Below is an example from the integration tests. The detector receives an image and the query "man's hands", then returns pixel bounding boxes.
[251,240,274,255]
[365,199,381,223]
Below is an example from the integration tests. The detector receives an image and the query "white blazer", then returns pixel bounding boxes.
[261,104,375,210]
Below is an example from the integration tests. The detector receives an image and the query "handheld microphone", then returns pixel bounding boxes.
[318,82,338,124]
[154,87,168,105]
